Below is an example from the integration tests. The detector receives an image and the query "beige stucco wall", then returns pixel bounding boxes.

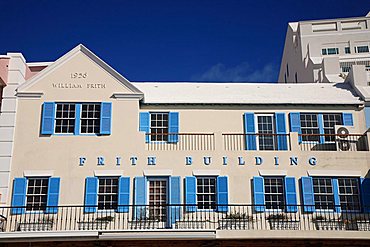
[8,51,370,206]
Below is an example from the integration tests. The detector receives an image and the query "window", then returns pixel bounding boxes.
[26,178,49,211]
[312,177,361,212]
[322,48,339,55]
[81,104,101,134]
[313,178,334,210]
[264,177,285,210]
[150,112,169,141]
[338,178,361,211]
[355,46,369,53]
[196,177,216,210]
[322,114,342,142]
[148,179,167,221]
[345,47,351,54]
[54,103,102,134]
[55,103,76,134]
[256,115,275,150]
[98,177,119,210]
[300,113,320,142]
[300,113,343,142]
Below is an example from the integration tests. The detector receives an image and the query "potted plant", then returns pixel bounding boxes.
[78,215,114,230]
[341,216,370,231]
[129,214,164,229]
[219,212,254,230]
[267,214,300,230]
[312,215,344,230]
[17,216,54,231]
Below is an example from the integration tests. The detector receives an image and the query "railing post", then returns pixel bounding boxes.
[214,132,223,151]
[366,131,370,151]
[289,132,300,152]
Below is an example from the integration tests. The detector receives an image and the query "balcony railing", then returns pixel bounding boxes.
[223,133,290,151]
[1,204,368,232]
[299,134,368,151]
[145,133,215,151]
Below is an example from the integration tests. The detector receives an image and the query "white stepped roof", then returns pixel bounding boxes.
[132,82,362,105]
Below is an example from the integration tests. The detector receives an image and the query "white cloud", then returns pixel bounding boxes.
[192,62,278,82]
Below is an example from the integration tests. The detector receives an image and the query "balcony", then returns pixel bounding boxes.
[145,133,215,151]
[299,134,369,151]
[143,132,369,152]
[222,133,290,151]
[0,205,369,232]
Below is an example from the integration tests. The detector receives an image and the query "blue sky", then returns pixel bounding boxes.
[0,0,368,82]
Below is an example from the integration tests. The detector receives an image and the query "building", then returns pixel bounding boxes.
[0,44,369,246]
[278,12,370,84]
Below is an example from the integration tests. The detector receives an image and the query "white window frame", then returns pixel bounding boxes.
[146,178,168,222]
[263,176,285,211]
[97,176,119,211]
[80,103,101,134]
[196,176,217,211]
[149,112,169,142]
[54,103,76,134]
[25,177,49,212]
[255,114,276,151]
[338,177,361,212]
[312,177,335,211]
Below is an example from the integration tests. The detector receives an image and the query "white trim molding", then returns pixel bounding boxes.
[258,170,288,176]
[192,170,221,176]
[307,170,361,177]
[23,170,54,177]
[94,170,124,177]
[143,170,173,176]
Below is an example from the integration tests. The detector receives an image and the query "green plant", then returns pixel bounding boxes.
[266,214,289,221]
[39,217,54,224]
[225,212,253,221]
[95,216,114,222]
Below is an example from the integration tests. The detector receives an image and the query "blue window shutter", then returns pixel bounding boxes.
[217,176,229,212]
[253,176,265,212]
[332,179,341,213]
[318,114,325,144]
[139,112,150,143]
[342,113,354,126]
[361,178,370,213]
[301,177,315,212]
[100,102,112,135]
[84,177,98,213]
[168,112,179,143]
[365,107,370,129]
[41,102,55,135]
[244,113,256,150]
[284,177,297,212]
[169,176,181,225]
[46,177,60,214]
[185,176,197,212]
[11,178,27,215]
[74,104,81,135]
[117,177,130,213]
[134,176,147,219]
[275,113,288,150]
[289,112,302,143]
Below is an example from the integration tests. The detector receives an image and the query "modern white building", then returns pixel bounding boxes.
[278,12,370,84]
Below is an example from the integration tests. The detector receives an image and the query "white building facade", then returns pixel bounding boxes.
[0,45,369,245]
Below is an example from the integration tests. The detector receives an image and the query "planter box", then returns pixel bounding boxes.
[356,221,370,231]
[128,220,165,229]
[268,220,300,230]
[78,221,109,230]
[175,221,208,229]
[345,221,370,231]
[314,220,344,230]
[17,222,53,231]
[218,219,253,230]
